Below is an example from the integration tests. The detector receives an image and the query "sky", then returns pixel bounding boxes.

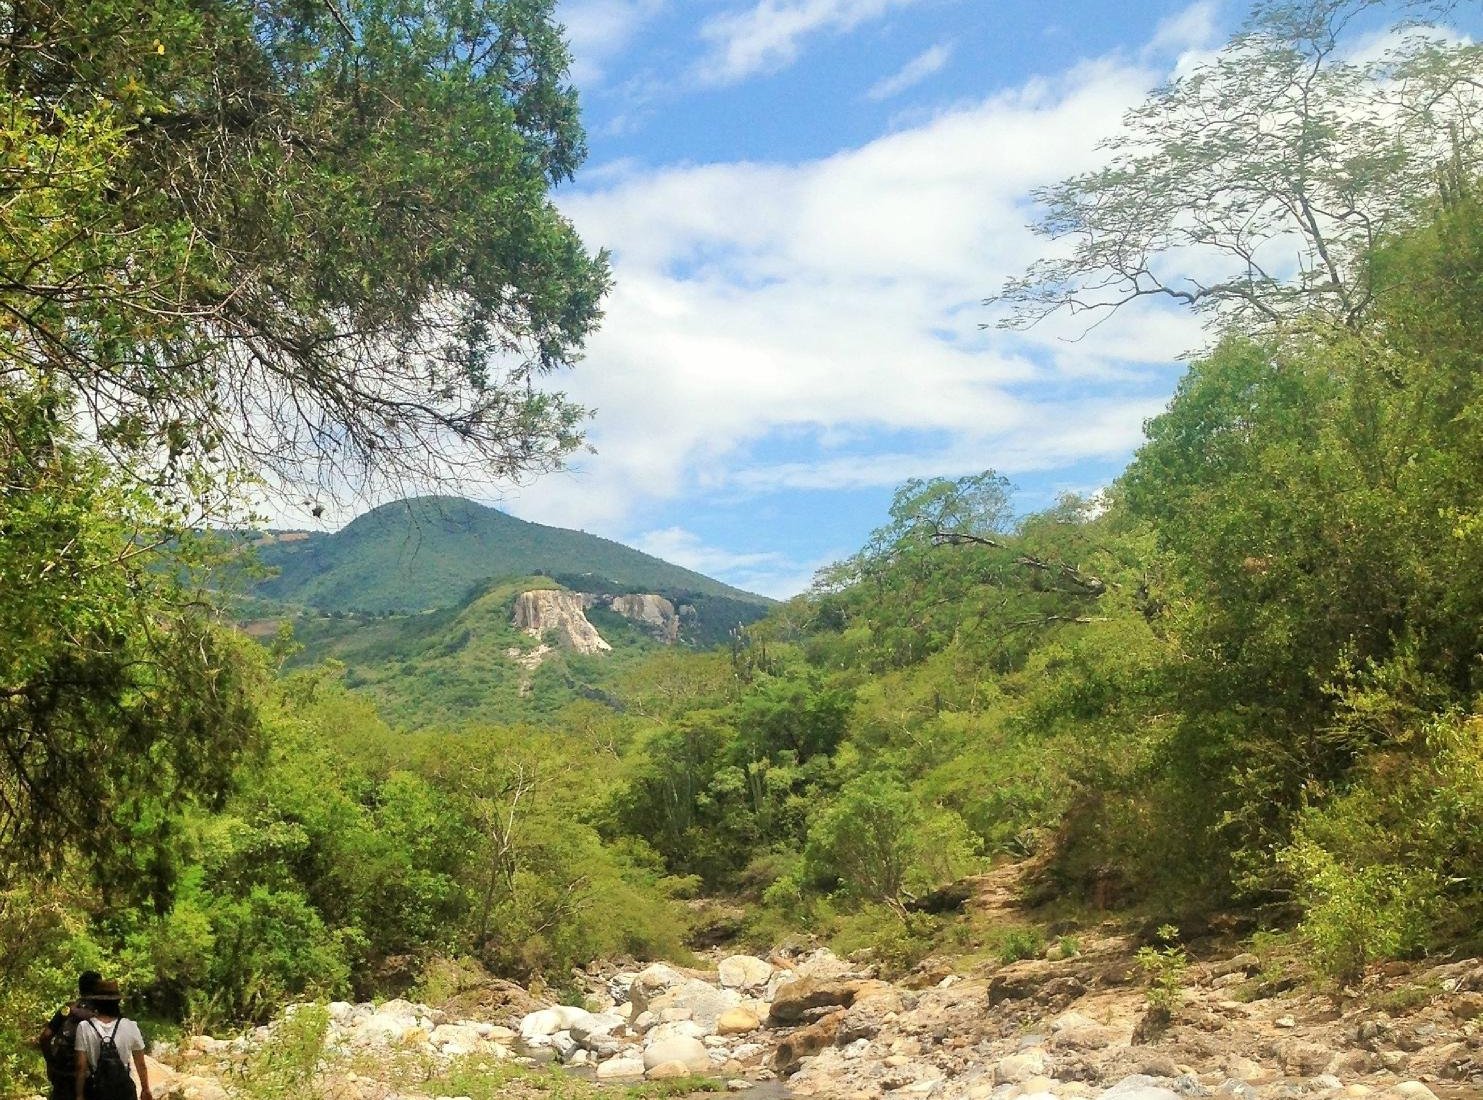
[306,0,1465,599]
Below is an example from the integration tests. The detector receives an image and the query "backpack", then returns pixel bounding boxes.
[83,1020,137,1100]
[44,1004,90,1082]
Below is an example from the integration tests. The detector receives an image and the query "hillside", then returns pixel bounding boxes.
[251,495,771,614]
[276,577,692,728]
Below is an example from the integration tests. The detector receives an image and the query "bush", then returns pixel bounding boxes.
[992,926,1044,965]
[1277,713,1483,984]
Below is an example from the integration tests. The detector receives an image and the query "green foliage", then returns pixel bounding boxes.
[992,0,1483,333]
[253,496,770,616]
[828,905,939,973]
[229,1004,330,1100]
[990,926,1044,965]
[1135,927,1189,1014]
[1,0,607,496]
[1277,712,1483,984]
[0,382,263,886]
[804,773,980,908]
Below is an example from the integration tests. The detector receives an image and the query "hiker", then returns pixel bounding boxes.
[72,979,151,1100]
[38,971,101,1100]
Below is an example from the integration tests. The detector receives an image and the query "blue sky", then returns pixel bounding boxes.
[305,1,1473,599]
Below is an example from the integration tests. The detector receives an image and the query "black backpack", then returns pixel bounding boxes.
[44,1005,90,1082]
[83,1020,137,1100]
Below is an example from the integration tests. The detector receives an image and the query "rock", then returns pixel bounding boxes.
[1098,1075,1182,1100]
[512,590,612,654]
[769,978,872,1023]
[902,955,956,989]
[1276,1040,1336,1076]
[647,1060,698,1080]
[839,987,904,1042]
[1275,1016,1297,1029]
[595,1056,647,1080]
[994,1050,1050,1083]
[649,981,742,1033]
[628,963,688,1015]
[718,955,775,990]
[428,1023,483,1054]
[792,948,859,981]
[774,1010,847,1073]
[717,1007,761,1035]
[172,1080,230,1100]
[648,1019,705,1044]
[1451,993,1483,1020]
[1053,1011,1101,1032]
[643,1034,710,1073]
[1208,955,1262,980]
[1215,1083,1258,1100]
[519,1005,596,1041]
[550,1031,581,1062]
[356,1006,421,1046]
[568,1011,626,1047]
[606,594,681,644]
[1384,1085,1439,1100]
[1049,1024,1120,1052]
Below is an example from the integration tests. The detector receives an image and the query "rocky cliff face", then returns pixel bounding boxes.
[606,594,681,644]
[512,590,612,655]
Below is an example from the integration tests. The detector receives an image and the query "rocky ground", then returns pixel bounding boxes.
[62,875,1483,1100]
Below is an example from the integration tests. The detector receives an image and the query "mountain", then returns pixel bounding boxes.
[250,495,771,615]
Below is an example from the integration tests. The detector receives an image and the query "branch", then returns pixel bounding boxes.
[928,529,1109,596]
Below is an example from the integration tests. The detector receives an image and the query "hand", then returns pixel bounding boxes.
[140,1088,154,1100]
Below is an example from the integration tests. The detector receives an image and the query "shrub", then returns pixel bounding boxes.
[991,926,1044,965]
[1135,925,1188,1014]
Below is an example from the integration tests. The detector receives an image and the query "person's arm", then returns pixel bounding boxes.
[132,1049,152,1100]
[74,1049,88,1100]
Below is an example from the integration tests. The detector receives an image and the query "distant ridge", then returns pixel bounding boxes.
[251,495,771,614]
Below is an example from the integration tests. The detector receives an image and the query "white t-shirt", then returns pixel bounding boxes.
[74,1017,145,1083]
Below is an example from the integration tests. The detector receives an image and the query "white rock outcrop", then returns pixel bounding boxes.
[609,594,681,644]
[512,590,611,654]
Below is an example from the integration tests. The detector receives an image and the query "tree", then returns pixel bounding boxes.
[1,0,608,501]
[0,381,260,887]
[990,0,1483,335]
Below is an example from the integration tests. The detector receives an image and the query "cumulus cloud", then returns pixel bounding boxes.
[636,527,836,600]
[559,0,666,85]
[696,0,926,85]
[469,39,1210,598]
[276,8,1221,595]
[866,42,954,101]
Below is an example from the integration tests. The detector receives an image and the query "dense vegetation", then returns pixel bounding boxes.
[4,0,1483,1093]
[249,496,771,614]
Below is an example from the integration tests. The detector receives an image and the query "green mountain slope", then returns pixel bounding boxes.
[252,495,771,614]
[277,577,670,728]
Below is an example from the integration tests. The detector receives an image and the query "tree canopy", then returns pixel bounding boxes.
[990,0,1483,335]
[1,0,608,501]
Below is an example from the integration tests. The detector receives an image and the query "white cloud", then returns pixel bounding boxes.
[634,527,832,599]
[283,6,1227,595]
[866,42,954,101]
[482,48,1205,558]
[559,0,665,86]
[696,0,926,85]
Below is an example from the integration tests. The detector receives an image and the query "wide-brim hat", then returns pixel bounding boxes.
[90,979,122,1002]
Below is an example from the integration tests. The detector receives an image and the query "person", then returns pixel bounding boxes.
[38,971,101,1100]
[72,979,151,1100]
